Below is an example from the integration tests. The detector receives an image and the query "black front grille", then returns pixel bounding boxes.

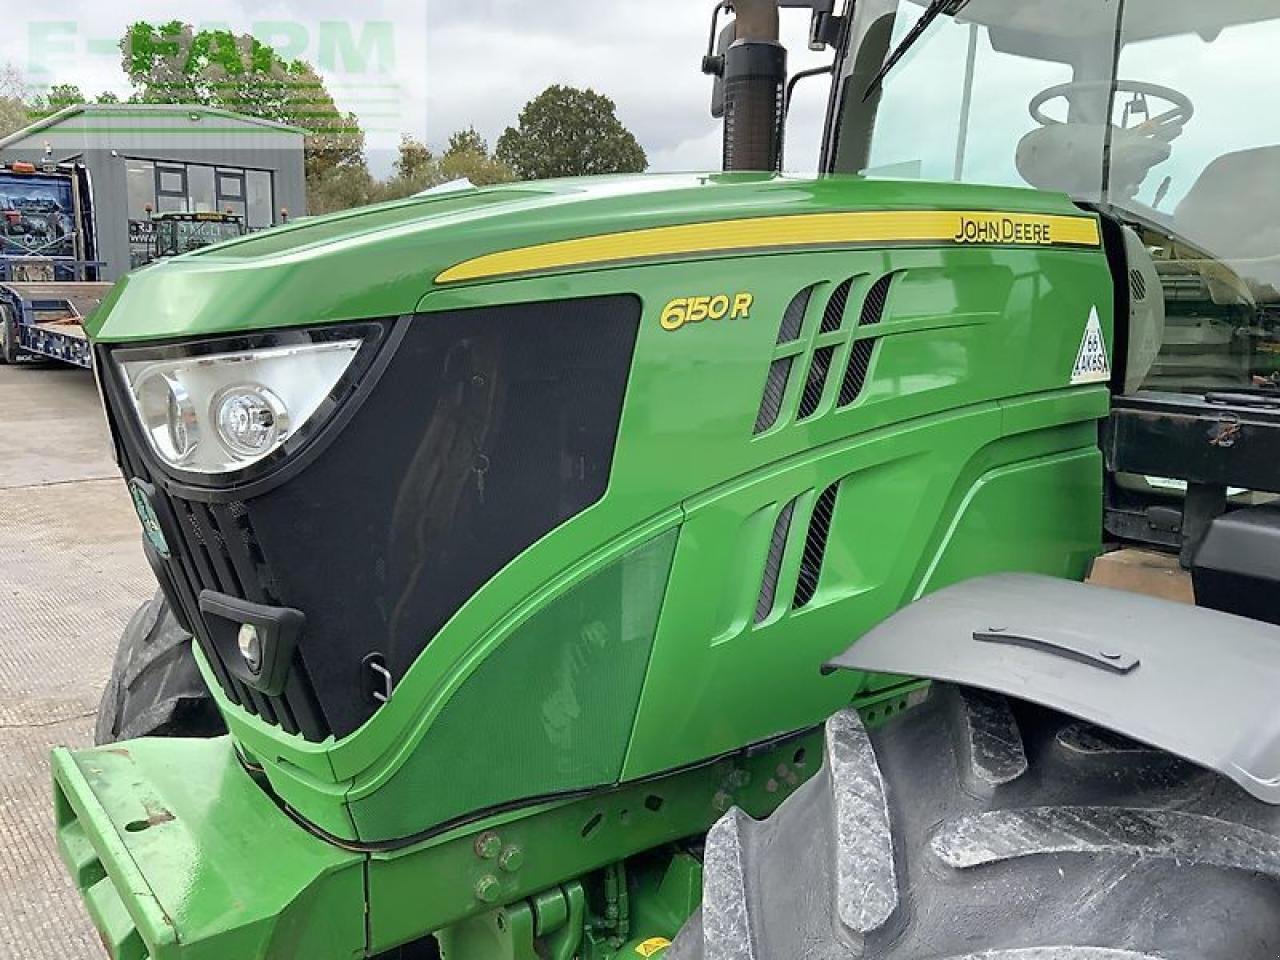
[100,295,641,740]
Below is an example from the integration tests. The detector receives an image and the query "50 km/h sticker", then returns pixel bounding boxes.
[660,292,753,332]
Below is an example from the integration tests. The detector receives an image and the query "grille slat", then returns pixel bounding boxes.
[794,483,839,609]
[859,274,894,328]
[754,358,794,434]
[839,339,879,408]
[186,503,243,597]
[777,287,813,344]
[821,278,854,333]
[798,347,835,420]
[209,503,267,603]
[755,500,796,625]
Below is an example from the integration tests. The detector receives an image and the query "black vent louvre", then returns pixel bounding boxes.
[797,347,835,420]
[859,273,893,327]
[754,357,794,434]
[108,433,329,740]
[755,500,796,624]
[838,338,878,407]
[820,278,854,333]
[777,287,813,344]
[1129,269,1147,301]
[794,483,839,609]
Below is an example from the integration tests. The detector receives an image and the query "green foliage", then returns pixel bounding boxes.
[0,98,27,139]
[393,135,435,185]
[496,85,647,181]
[34,83,86,113]
[438,127,516,187]
[373,130,516,204]
[120,21,367,212]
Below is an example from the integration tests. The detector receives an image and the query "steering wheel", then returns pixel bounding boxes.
[1030,80,1194,144]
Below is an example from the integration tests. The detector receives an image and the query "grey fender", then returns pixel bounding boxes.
[830,573,1280,805]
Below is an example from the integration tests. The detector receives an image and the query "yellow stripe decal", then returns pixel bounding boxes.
[435,209,1101,284]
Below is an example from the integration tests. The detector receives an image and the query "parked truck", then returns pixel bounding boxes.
[0,161,111,369]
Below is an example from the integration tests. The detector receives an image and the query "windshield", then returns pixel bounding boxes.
[0,173,77,261]
[830,0,1280,393]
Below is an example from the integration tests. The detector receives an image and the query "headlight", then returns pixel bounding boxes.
[113,327,382,477]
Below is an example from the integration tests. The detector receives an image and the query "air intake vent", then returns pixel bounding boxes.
[755,500,796,624]
[820,278,854,333]
[797,347,835,420]
[1129,269,1147,301]
[838,339,877,407]
[754,357,794,434]
[777,286,813,344]
[794,483,838,609]
[836,273,895,408]
[859,273,893,327]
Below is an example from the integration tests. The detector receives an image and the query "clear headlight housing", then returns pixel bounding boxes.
[113,325,384,478]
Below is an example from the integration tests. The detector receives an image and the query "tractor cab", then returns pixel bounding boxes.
[149,211,247,261]
[826,0,1280,397]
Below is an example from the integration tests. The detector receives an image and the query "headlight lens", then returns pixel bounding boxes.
[117,338,363,474]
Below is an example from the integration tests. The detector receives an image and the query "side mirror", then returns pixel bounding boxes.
[705,20,737,118]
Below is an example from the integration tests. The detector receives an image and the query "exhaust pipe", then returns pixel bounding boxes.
[722,0,788,172]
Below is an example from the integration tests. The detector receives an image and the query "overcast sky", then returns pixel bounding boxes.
[0,1,834,178]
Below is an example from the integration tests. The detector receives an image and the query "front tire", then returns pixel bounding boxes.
[672,684,1280,960]
[95,590,225,744]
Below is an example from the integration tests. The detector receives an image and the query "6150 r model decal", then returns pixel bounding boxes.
[660,293,753,332]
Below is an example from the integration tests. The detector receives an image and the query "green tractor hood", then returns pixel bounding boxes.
[87,172,1095,344]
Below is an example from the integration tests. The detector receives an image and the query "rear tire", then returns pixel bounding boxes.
[0,304,17,364]
[95,590,225,744]
[671,684,1280,960]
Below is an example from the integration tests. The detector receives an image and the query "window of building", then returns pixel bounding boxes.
[156,164,188,214]
[125,159,155,220]
[187,165,216,214]
[125,158,276,229]
[246,169,273,229]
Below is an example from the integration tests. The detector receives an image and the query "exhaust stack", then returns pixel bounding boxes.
[721,0,788,172]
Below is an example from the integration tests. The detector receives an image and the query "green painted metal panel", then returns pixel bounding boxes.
[52,738,365,960]
[350,531,679,838]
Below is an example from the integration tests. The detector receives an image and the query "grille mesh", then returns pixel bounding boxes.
[755,500,796,624]
[755,358,795,434]
[777,287,813,344]
[798,347,836,420]
[860,274,893,327]
[821,279,854,333]
[794,483,839,609]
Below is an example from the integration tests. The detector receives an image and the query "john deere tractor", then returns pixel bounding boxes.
[57,2,1280,958]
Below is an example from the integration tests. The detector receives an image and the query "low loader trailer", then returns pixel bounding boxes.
[51,1,1280,958]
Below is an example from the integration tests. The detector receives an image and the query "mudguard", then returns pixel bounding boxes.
[830,573,1280,805]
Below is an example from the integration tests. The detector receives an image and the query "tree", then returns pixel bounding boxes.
[0,65,29,138]
[394,135,435,185]
[29,83,86,116]
[374,130,515,203]
[496,85,646,181]
[120,22,368,211]
[438,127,515,187]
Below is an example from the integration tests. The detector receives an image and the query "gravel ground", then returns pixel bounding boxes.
[0,361,152,960]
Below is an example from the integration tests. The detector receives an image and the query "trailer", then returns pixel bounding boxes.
[0,160,106,369]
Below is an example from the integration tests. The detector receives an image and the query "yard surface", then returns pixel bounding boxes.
[0,362,151,959]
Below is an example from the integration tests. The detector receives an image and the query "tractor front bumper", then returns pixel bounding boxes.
[52,737,365,960]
